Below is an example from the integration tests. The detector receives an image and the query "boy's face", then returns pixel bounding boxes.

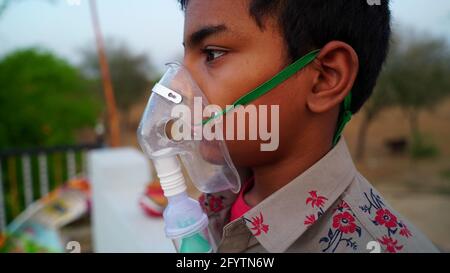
[183,0,314,167]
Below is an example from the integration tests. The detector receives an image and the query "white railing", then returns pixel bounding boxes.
[0,143,102,233]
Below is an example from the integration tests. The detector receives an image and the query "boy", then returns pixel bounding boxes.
[177,0,439,252]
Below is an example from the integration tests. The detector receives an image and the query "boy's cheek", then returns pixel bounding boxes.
[219,106,285,166]
[200,60,280,109]
[225,139,269,167]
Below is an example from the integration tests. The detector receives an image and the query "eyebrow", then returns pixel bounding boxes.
[184,24,228,48]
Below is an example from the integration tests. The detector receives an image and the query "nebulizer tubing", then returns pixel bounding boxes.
[152,152,215,253]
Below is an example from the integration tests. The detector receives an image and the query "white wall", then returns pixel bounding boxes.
[88,147,174,253]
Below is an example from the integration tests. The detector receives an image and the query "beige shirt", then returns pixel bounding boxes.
[199,138,439,253]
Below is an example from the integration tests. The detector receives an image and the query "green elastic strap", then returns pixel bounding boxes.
[202,49,321,125]
[332,92,352,147]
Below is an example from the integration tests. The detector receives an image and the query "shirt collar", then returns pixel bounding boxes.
[241,137,357,252]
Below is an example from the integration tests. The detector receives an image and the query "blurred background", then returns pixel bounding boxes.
[0,0,449,252]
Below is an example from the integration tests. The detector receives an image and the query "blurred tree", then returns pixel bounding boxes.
[390,36,450,158]
[0,48,101,148]
[355,33,450,161]
[80,40,156,130]
[354,65,397,161]
[0,0,9,17]
[389,37,450,138]
[354,37,401,161]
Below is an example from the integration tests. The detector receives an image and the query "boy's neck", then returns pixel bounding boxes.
[244,134,334,207]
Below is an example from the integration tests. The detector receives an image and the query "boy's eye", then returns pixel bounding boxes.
[203,47,227,63]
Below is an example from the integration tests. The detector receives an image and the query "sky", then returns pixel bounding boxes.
[0,0,449,73]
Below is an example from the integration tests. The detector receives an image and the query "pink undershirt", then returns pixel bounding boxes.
[229,177,255,222]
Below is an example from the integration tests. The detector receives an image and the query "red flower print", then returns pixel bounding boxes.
[304,214,317,226]
[375,209,398,228]
[199,194,207,212]
[333,200,351,213]
[379,236,403,253]
[208,195,224,213]
[199,194,224,213]
[399,223,413,238]
[337,200,350,210]
[332,211,357,234]
[306,190,328,208]
[248,212,269,236]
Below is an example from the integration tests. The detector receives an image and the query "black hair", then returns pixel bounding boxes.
[178,0,391,114]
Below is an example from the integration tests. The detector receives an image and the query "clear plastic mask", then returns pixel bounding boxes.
[137,62,241,194]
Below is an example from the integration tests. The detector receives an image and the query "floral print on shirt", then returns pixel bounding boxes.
[319,200,362,252]
[304,190,328,226]
[359,188,413,253]
[244,212,269,236]
[199,193,226,214]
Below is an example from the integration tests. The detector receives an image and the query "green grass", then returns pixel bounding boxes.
[410,133,439,159]
[440,168,450,181]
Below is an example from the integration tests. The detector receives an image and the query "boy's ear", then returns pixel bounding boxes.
[307,41,359,114]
